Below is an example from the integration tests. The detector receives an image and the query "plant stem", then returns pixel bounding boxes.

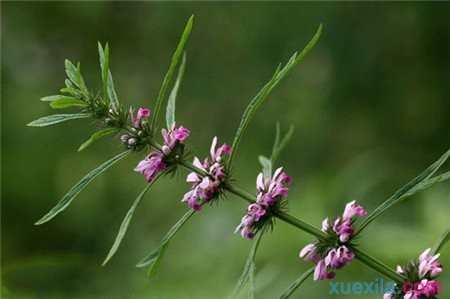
[352,247,404,283]
[173,152,406,283]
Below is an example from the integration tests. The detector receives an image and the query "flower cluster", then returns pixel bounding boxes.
[384,248,443,299]
[300,201,367,280]
[235,167,291,239]
[120,107,152,150]
[182,137,231,210]
[134,110,190,183]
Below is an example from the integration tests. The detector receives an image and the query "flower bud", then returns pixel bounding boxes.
[120,134,130,143]
[128,138,137,146]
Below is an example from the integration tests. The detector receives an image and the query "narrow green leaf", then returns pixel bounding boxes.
[27,113,91,127]
[136,209,195,275]
[78,127,118,152]
[98,42,110,103]
[402,170,450,198]
[65,59,80,87]
[151,15,194,133]
[432,229,450,254]
[40,95,74,102]
[102,179,159,266]
[98,42,119,111]
[60,87,82,97]
[279,267,314,299]
[76,62,89,96]
[34,150,131,225]
[166,52,187,129]
[357,148,450,234]
[258,155,272,180]
[49,98,87,109]
[231,232,264,298]
[228,24,322,168]
[271,124,295,164]
[107,70,119,112]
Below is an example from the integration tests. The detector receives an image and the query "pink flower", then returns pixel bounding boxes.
[235,167,291,239]
[300,201,366,281]
[418,248,442,278]
[313,260,336,281]
[162,124,191,149]
[131,107,151,128]
[135,123,190,183]
[324,246,354,269]
[342,200,367,220]
[321,200,367,242]
[332,218,354,243]
[182,137,231,211]
[416,279,440,297]
[299,243,320,263]
[134,151,166,183]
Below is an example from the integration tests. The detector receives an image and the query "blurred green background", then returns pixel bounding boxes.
[2,2,449,299]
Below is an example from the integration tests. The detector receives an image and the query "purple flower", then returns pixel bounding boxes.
[321,200,367,242]
[418,248,442,278]
[134,151,166,183]
[131,107,151,128]
[342,200,367,220]
[135,123,190,183]
[235,167,291,239]
[182,137,231,211]
[385,248,443,299]
[300,201,367,281]
[313,260,336,281]
[299,243,320,263]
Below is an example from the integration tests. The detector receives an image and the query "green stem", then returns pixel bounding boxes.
[172,152,406,283]
[352,247,404,283]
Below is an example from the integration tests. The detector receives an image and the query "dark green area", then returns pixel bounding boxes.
[2,2,449,299]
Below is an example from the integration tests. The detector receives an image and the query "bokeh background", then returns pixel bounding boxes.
[2,2,450,299]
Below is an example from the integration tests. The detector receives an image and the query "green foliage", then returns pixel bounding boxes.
[231,232,263,299]
[357,148,450,234]
[150,15,194,133]
[432,229,450,254]
[228,24,322,168]
[271,123,295,164]
[278,267,314,299]
[49,97,87,109]
[102,181,157,266]
[34,150,131,225]
[258,155,272,180]
[65,60,88,96]
[166,52,187,129]
[27,113,91,127]
[78,127,119,152]
[98,42,120,112]
[136,210,195,277]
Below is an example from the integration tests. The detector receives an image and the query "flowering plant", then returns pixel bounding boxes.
[28,16,450,298]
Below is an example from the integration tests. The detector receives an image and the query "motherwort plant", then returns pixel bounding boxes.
[28,16,450,298]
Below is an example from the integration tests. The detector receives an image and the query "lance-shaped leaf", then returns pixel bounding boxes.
[27,113,91,127]
[65,60,88,96]
[278,267,314,299]
[228,24,322,167]
[34,150,131,225]
[102,178,160,266]
[49,98,87,109]
[40,95,74,102]
[271,123,295,164]
[357,148,450,234]
[166,52,187,129]
[136,209,195,277]
[150,15,194,133]
[78,127,119,152]
[230,232,264,298]
[402,170,450,198]
[432,229,450,254]
[98,43,120,112]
